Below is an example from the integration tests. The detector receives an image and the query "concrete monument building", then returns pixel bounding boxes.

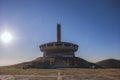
[39,24,78,57]
[21,24,100,69]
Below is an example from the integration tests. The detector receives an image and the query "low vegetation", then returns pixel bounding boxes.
[96,59,120,68]
[0,58,119,79]
[7,57,101,69]
[0,67,120,80]
[0,67,119,75]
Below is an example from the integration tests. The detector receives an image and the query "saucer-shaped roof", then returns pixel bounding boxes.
[40,42,78,53]
[39,24,79,53]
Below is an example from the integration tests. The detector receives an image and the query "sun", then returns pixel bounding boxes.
[0,31,13,43]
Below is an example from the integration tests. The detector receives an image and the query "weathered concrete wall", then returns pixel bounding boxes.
[44,53,75,57]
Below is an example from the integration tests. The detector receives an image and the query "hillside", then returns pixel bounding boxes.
[10,57,101,69]
[4,58,120,69]
[96,59,120,68]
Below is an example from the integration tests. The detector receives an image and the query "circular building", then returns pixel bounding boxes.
[39,24,78,57]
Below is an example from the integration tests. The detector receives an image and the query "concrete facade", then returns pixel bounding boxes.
[39,24,78,58]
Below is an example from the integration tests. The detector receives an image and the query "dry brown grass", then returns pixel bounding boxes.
[0,67,120,80]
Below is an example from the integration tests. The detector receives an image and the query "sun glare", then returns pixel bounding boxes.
[0,31,13,43]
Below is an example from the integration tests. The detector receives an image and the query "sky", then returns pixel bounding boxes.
[0,0,120,66]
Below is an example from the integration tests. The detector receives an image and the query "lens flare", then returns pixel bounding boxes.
[0,31,13,43]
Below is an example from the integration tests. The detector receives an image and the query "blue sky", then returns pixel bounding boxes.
[0,0,120,66]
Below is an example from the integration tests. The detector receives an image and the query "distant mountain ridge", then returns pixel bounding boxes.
[96,59,120,68]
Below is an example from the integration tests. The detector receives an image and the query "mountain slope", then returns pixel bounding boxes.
[96,59,120,68]
[10,57,101,69]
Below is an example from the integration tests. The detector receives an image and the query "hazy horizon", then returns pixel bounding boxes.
[0,0,120,66]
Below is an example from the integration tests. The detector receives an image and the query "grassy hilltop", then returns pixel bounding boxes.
[6,57,101,69]
[0,58,120,79]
